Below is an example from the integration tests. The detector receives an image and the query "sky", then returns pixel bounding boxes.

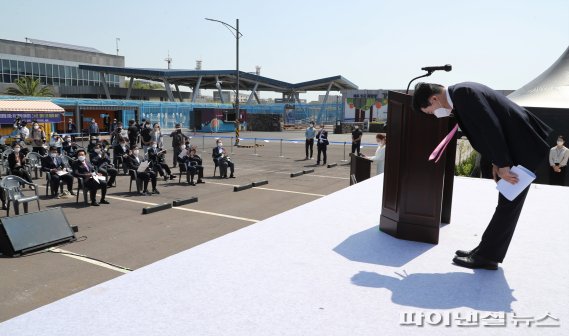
[2,0,568,100]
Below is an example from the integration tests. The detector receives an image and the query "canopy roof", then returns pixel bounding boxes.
[508,46,569,108]
[78,65,358,93]
[0,100,64,112]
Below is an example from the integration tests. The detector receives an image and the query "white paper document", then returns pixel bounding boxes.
[137,161,150,173]
[56,170,69,176]
[496,165,535,201]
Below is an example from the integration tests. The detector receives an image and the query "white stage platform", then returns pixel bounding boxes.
[1,176,567,335]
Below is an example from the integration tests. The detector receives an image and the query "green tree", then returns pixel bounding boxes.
[4,76,53,97]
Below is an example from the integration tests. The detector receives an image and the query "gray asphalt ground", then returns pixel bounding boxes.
[0,129,381,322]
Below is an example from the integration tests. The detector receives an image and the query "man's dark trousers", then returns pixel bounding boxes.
[477,186,530,263]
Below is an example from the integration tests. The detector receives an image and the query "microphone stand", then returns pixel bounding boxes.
[406,71,434,94]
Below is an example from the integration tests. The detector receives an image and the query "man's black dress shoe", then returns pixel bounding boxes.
[452,254,498,270]
[100,200,110,205]
[455,247,479,258]
[91,201,100,206]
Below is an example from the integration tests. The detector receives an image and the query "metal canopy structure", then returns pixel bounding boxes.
[508,45,569,109]
[78,64,358,103]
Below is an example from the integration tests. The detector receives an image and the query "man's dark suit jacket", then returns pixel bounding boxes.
[41,155,67,172]
[449,82,552,171]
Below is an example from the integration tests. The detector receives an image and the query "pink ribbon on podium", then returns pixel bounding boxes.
[429,124,459,163]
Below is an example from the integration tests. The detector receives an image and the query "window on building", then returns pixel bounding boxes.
[25,62,32,76]
[32,62,39,77]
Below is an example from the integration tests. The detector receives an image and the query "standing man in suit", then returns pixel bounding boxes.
[74,149,109,206]
[127,120,140,148]
[413,82,552,270]
[351,125,363,156]
[170,123,188,168]
[41,146,75,198]
[305,121,316,160]
[316,124,329,165]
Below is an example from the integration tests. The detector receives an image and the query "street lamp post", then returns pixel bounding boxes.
[205,18,242,131]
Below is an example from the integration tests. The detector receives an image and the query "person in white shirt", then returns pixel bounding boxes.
[364,133,386,174]
[549,135,569,186]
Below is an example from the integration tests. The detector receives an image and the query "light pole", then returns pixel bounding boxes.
[205,18,243,125]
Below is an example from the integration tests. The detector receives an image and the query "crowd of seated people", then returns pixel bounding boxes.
[1,122,241,212]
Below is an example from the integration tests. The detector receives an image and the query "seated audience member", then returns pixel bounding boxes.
[62,135,78,157]
[41,146,75,198]
[113,138,130,174]
[49,133,63,154]
[147,141,175,181]
[178,147,205,185]
[212,139,235,178]
[8,142,32,183]
[87,136,99,153]
[90,143,118,187]
[124,145,159,195]
[73,149,109,206]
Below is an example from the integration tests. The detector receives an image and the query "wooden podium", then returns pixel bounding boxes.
[379,91,456,244]
[349,153,371,185]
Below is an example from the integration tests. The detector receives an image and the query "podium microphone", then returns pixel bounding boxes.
[406,64,453,93]
[421,64,452,72]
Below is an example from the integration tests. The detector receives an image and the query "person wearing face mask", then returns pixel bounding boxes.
[62,136,78,157]
[212,139,235,178]
[90,144,118,188]
[363,133,386,175]
[127,119,140,148]
[113,138,130,174]
[41,146,75,199]
[30,122,47,156]
[170,123,188,168]
[8,142,32,183]
[110,122,124,146]
[351,125,363,156]
[150,123,163,148]
[148,141,175,181]
[140,121,153,154]
[49,133,63,154]
[548,135,569,186]
[305,122,315,160]
[316,124,329,165]
[412,82,552,270]
[73,149,109,206]
[88,119,99,136]
[124,145,159,195]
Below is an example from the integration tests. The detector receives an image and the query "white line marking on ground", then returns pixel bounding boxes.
[205,181,324,197]
[103,195,259,223]
[50,248,131,274]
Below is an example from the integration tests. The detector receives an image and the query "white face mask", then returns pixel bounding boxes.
[558,141,564,146]
[134,150,139,155]
[433,101,452,118]
[50,153,58,158]
[217,143,222,147]
[14,148,20,153]
[152,144,157,148]
[78,156,86,162]
[34,125,39,129]
[94,148,101,153]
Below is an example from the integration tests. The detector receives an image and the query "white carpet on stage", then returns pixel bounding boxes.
[1,175,567,335]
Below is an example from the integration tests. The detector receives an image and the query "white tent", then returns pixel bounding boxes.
[508,45,569,108]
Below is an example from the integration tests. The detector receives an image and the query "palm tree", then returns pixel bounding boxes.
[4,76,53,97]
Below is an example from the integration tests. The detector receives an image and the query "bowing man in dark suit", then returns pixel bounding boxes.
[8,142,32,183]
[41,146,75,198]
[74,149,109,206]
[413,82,552,270]
[316,124,329,165]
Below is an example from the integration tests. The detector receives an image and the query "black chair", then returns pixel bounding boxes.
[0,175,40,216]
[45,171,65,197]
[213,158,219,177]
[25,152,44,179]
[178,163,188,183]
[74,176,89,206]
[128,169,142,193]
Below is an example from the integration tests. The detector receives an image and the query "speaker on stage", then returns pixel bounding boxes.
[0,207,76,257]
